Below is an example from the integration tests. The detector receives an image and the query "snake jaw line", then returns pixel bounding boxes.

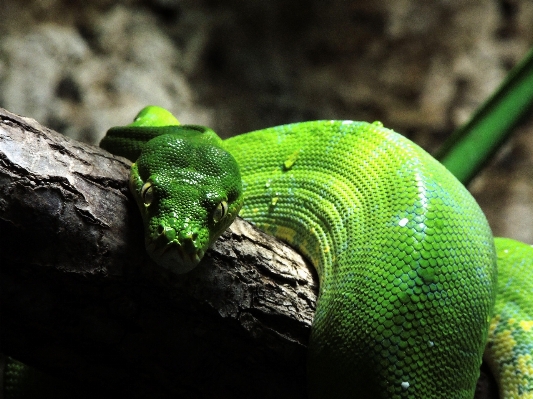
[145,238,205,274]
[145,223,209,273]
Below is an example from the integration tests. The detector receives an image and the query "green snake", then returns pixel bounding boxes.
[97,106,533,398]
[7,105,529,399]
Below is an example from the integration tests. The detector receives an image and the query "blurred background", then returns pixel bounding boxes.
[1,0,532,242]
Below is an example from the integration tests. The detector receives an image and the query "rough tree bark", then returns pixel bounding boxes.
[0,107,317,398]
[0,108,497,399]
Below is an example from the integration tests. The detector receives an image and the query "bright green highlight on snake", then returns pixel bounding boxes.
[99,106,533,398]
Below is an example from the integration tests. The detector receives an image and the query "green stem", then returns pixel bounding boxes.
[436,47,533,185]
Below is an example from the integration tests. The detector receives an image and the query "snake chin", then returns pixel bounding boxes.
[146,241,205,274]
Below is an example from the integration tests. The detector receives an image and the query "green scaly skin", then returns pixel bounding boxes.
[487,238,533,398]
[99,106,533,398]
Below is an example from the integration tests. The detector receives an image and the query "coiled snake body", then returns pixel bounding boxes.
[100,106,533,399]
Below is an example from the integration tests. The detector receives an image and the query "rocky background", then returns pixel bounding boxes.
[1,0,532,241]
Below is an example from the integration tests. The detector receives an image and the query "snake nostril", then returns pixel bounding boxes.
[157,224,177,241]
[191,232,198,241]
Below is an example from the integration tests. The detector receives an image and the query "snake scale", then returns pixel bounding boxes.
[5,106,531,398]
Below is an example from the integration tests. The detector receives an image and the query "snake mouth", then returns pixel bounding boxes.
[146,240,206,274]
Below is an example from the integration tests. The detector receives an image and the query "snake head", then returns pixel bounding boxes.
[129,130,243,274]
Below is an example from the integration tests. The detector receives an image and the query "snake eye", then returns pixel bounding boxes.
[212,200,228,223]
[141,182,154,206]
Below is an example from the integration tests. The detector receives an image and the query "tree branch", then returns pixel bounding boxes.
[0,107,317,398]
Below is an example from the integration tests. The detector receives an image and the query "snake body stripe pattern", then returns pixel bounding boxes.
[98,106,533,398]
